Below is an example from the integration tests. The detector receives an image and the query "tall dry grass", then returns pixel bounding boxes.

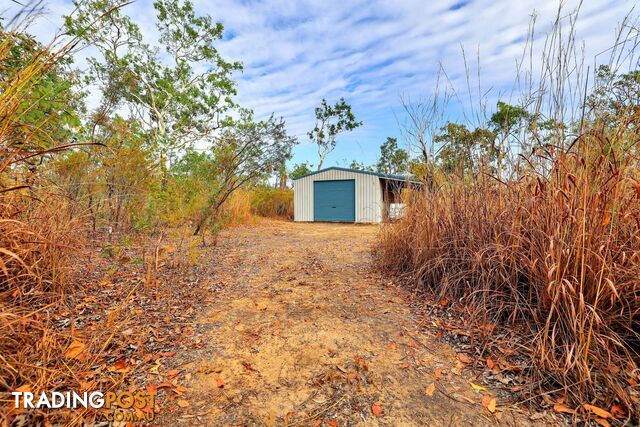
[0,8,117,412]
[378,7,640,414]
[379,138,640,407]
[218,187,294,226]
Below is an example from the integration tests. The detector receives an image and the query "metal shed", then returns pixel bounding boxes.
[292,167,418,223]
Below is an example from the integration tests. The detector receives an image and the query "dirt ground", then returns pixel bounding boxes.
[155,220,533,426]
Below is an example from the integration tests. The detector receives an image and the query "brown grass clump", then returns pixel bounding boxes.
[0,17,109,422]
[378,110,640,414]
[378,6,640,416]
[219,187,294,225]
[251,187,293,219]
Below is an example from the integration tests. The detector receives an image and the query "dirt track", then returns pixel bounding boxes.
[158,221,528,426]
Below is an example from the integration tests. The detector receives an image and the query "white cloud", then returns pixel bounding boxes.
[3,0,637,165]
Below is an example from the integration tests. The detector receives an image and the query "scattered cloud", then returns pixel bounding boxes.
[3,0,636,165]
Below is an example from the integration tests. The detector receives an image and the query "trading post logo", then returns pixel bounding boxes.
[11,390,156,422]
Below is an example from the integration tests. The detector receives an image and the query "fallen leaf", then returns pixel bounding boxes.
[108,359,131,374]
[486,358,495,369]
[177,400,189,408]
[425,383,436,397]
[451,360,464,375]
[371,403,384,416]
[284,411,296,423]
[553,403,576,414]
[156,382,174,389]
[346,373,357,381]
[610,405,627,419]
[457,353,471,364]
[327,421,338,427]
[400,363,410,369]
[434,367,442,381]
[216,377,225,388]
[65,341,86,359]
[482,395,492,408]
[583,404,612,419]
[595,418,611,427]
[354,355,368,371]
[470,382,487,392]
[487,398,497,413]
[312,419,322,427]
[146,383,157,394]
[387,343,397,350]
[174,385,188,393]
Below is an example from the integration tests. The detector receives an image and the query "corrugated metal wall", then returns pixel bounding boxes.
[294,169,383,223]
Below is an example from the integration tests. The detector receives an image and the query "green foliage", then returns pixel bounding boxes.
[589,65,640,131]
[308,98,362,170]
[192,110,297,234]
[435,122,496,174]
[290,162,313,179]
[407,159,429,179]
[489,101,530,136]
[0,30,84,152]
[349,160,373,171]
[59,0,299,235]
[377,137,408,174]
[65,0,242,157]
[53,116,157,230]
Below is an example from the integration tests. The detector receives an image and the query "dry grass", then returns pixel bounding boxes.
[378,111,640,414]
[219,187,294,226]
[0,19,119,424]
[251,187,293,219]
[377,6,640,418]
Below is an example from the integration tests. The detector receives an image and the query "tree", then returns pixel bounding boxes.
[589,65,640,130]
[407,158,428,179]
[65,0,242,168]
[490,101,529,137]
[0,29,84,162]
[434,122,496,174]
[308,98,362,170]
[397,74,450,181]
[193,111,297,235]
[290,162,312,179]
[377,137,408,175]
[489,101,529,176]
[349,160,373,171]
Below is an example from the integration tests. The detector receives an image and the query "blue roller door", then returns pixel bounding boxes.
[313,180,355,222]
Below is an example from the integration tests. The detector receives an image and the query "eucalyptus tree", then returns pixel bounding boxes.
[65,0,242,168]
[193,110,298,235]
[290,162,312,179]
[308,98,362,170]
[377,137,408,175]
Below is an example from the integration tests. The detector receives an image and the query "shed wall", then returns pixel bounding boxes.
[294,169,383,223]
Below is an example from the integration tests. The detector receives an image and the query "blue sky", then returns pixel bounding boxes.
[3,0,637,168]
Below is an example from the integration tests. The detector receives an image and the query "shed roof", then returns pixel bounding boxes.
[292,166,421,183]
